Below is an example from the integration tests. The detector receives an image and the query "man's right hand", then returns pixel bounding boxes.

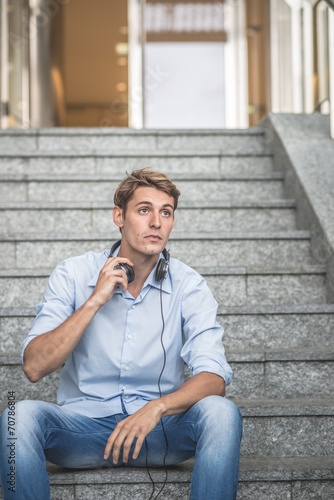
[89,256,134,307]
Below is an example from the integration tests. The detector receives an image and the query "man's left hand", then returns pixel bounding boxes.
[104,400,164,464]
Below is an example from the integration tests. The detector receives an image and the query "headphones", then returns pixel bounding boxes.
[109,240,170,284]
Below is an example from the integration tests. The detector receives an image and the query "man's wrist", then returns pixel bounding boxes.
[84,295,103,315]
[150,398,168,419]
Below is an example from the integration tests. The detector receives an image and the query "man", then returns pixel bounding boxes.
[0,168,242,499]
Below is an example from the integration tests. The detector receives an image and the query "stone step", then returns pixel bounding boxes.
[2,305,334,354]
[0,395,333,458]
[0,266,327,310]
[227,349,334,399]
[47,454,334,500]
[0,384,333,500]
[237,455,334,499]
[0,128,270,153]
[0,174,284,203]
[0,150,274,176]
[2,350,333,401]
[236,398,334,456]
[0,454,333,499]
[219,304,334,351]
[0,231,316,270]
[0,200,297,234]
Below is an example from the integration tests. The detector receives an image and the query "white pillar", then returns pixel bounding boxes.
[291,1,303,112]
[317,1,330,112]
[302,1,314,113]
[329,6,334,138]
[270,0,280,112]
[0,0,9,128]
[224,0,248,128]
[128,0,144,129]
[29,0,56,127]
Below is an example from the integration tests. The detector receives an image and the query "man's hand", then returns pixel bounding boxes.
[103,373,224,464]
[104,400,165,464]
[89,256,134,308]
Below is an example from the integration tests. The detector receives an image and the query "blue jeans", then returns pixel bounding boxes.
[0,396,242,500]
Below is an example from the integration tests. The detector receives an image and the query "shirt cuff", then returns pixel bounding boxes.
[189,359,233,385]
[21,335,37,365]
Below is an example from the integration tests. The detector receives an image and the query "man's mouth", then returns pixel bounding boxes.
[145,235,162,240]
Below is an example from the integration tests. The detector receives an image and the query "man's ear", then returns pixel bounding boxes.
[113,206,124,229]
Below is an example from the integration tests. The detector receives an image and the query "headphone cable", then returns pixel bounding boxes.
[146,281,169,499]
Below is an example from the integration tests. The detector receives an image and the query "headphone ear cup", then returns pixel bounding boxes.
[155,258,169,282]
[114,263,135,284]
[121,263,135,284]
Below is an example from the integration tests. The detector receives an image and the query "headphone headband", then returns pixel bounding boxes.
[109,239,121,257]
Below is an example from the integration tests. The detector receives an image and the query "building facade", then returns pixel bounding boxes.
[0,0,333,130]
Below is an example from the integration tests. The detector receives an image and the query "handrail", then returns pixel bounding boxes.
[314,98,330,112]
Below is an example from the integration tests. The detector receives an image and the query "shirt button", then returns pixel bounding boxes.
[124,366,129,371]
[128,334,133,339]
[131,305,135,309]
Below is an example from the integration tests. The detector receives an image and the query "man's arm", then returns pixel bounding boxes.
[23,255,133,383]
[104,371,225,464]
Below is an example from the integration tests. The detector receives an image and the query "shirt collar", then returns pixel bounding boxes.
[88,268,102,288]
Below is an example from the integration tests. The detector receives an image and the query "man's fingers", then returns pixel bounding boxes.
[104,426,131,464]
[106,256,134,268]
[112,439,122,464]
[132,435,145,460]
[115,274,128,293]
[104,430,117,460]
[94,267,128,303]
[122,432,138,463]
[104,425,124,461]
[104,265,130,292]
[104,427,145,464]
[111,428,134,464]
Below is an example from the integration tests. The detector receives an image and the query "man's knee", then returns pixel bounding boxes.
[1,400,48,437]
[196,395,241,416]
[194,396,242,436]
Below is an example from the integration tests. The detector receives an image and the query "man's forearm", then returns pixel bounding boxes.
[158,371,225,418]
[104,371,226,463]
[23,297,100,383]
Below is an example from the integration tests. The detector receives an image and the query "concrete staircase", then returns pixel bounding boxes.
[0,127,333,499]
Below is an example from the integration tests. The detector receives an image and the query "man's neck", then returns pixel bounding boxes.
[118,244,160,298]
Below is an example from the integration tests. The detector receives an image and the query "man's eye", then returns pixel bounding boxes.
[162,210,171,217]
[139,208,149,214]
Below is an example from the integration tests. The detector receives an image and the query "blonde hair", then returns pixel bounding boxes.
[114,168,180,215]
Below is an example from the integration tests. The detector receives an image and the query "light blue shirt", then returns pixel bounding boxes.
[22,249,232,418]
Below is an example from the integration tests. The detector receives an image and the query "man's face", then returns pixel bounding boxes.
[113,186,175,257]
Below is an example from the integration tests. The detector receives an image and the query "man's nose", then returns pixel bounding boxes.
[149,212,161,227]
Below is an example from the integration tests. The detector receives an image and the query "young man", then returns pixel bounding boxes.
[0,168,242,500]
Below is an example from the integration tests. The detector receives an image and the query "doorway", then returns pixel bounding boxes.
[55,0,129,127]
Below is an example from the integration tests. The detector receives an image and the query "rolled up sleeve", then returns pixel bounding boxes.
[180,278,232,385]
[21,260,75,363]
